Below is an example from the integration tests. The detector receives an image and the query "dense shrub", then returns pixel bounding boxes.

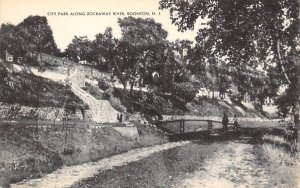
[98,78,110,91]
[150,94,173,114]
[112,88,123,98]
[83,82,102,100]
[102,91,111,100]
[170,96,188,111]
[228,89,243,104]
[109,96,126,112]
[173,82,197,102]
[275,89,297,118]
[112,87,187,116]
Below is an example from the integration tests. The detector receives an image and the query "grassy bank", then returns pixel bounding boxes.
[255,142,299,188]
[0,126,63,187]
[0,123,167,187]
[0,72,84,108]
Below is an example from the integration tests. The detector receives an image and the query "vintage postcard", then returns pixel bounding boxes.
[0,0,299,187]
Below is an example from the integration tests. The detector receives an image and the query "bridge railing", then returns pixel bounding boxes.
[157,119,235,135]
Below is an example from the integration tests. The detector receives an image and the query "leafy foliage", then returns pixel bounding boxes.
[101,91,111,100]
[65,36,92,62]
[0,24,23,60]
[98,78,110,91]
[17,16,59,63]
[173,82,197,103]
[160,0,299,116]
[115,17,169,93]
[90,27,115,71]
[0,16,59,65]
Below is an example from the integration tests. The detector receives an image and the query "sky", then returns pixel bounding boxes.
[0,0,203,51]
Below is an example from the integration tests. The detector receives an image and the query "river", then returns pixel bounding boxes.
[12,137,299,188]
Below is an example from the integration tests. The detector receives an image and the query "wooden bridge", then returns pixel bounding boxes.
[155,119,235,135]
[154,118,296,143]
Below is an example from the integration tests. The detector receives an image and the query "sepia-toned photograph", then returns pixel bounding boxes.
[0,0,299,187]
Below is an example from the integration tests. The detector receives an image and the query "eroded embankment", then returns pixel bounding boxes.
[0,123,167,187]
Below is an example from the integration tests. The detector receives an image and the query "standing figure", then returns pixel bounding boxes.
[222,112,229,130]
[233,114,239,130]
[120,114,123,123]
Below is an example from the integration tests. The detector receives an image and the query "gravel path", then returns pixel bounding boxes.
[177,141,270,188]
[10,139,298,188]
[72,139,288,188]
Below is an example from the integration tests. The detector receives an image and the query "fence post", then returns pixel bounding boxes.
[179,120,182,134]
[179,120,185,134]
[207,120,213,132]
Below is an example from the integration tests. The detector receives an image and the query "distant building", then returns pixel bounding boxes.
[182,48,188,57]
[5,51,13,62]
[78,60,97,67]
[264,96,275,106]
[78,60,87,65]
[243,92,251,103]
[196,88,223,99]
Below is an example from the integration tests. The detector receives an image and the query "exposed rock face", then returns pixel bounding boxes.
[0,103,85,120]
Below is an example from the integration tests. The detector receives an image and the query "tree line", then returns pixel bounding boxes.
[159,0,299,121]
[0,16,59,65]
[1,0,299,122]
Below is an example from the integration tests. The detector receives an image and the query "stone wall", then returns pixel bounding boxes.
[71,85,119,123]
[0,103,88,121]
[37,53,74,66]
[0,104,64,120]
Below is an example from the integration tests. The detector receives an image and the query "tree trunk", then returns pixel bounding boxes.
[130,81,134,97]
[277,38,300,146]
[122,81,127,91]
[295,0,300,148]
[111,57,127,90]
[295,54,300,148]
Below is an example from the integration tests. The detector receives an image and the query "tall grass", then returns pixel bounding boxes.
[261,143,299,188]
[262,144,297,164]
[136,135,166,147]
[262,134,286,145]
[262,133,299,154]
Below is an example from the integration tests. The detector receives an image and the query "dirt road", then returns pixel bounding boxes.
[11,138,299,188]
[178,140,269,187]
[72,139,298,188]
